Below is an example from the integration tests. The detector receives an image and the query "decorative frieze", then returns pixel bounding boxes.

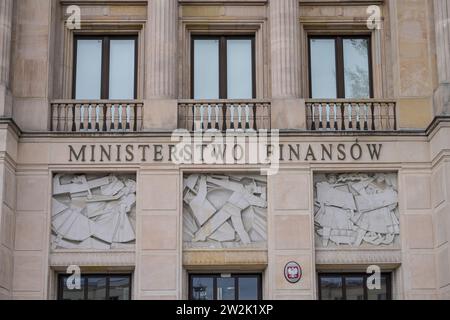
[183,174,267,249]
[314,173,399,247]
[51,174,136,250]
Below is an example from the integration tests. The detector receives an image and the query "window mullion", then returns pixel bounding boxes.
[364,275,368,300]
[101,37,110,100]
[106,276,110,300]
[213,276,218,300]
[84,276,88,300]
[342,275,346,300]
[336,37,345,98]
[219,37,227,99]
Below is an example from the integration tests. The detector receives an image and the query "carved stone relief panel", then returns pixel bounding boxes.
[51,174,136,250]
[314,173,399,247]
[183,174,267,249]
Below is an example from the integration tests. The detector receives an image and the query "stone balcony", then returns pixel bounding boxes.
[50,100,144,132]
[49,99,398,133]
[177,99,272,132]
[306,99,397,132]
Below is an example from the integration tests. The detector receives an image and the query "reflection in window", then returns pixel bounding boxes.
[59,275,84,300]
[192,36,255,99]
[319,273,391,300]
[190,274,261,300]
[194,39,220,99]
[344,39,370,98]
[368,276,389,300]
[345,276,364,300]
[74,36,137,100]
[58,274,131,300]
[109,40,136,100]
[192,277,214,301]
[75,39,103,99]
[309,36,372,99]
[217,278,235,300]
[238,277,259,300]
[319,276,343,300]
[87,276,107,300]
[310,39,337,99]
[109,276,132,301]
[227,39,253,99]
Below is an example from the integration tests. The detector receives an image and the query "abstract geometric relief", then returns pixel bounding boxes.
[51,174,136,250]
[183,174,267,249]
[314,173,399,247]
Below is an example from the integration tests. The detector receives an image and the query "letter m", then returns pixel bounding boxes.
[69,145,86,162]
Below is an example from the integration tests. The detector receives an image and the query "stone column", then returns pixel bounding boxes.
[0,0,14,300]
[0,0,13,117]
[433,0,450,115]
[269,0,305,129]
[144,0,178,130]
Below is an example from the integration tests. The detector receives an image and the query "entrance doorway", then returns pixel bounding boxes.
[189,274,262,300]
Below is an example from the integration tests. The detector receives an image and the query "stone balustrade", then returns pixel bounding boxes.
[306,99,397,131]
[51,100,144,132]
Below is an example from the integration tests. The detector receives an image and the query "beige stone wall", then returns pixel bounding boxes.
[0,123,17,299]
[430,123,450,299]
[268,169,314,299]
[135,170,181,300]
[0,0,449,300]
[0,128,443,299]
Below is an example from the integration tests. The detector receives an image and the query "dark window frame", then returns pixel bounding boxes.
[191,35,256,99]
[318,272,392,300]
[57,273,132,300]
[189,274,262,301]
[308,35,374,99]
[72,35,138,100]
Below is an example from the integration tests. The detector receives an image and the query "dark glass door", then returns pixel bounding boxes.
[190,274,261,300]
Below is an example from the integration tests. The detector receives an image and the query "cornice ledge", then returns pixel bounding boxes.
[59,0,147,6]
[50,250,136,267]
[315,249,402,265]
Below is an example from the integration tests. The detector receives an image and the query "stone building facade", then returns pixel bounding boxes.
[0,0,449,300]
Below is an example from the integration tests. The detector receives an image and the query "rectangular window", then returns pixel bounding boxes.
[318,273,391,300]
[192,36,255,99]
[58,274,132,300]
[190,274,261,301]
[73,36,137,100]
[309,36,372,99]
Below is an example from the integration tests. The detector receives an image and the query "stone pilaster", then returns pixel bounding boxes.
[269,0,305,129]
[0,0,13,117]
[433,0,450,115]
[144,0,178,130]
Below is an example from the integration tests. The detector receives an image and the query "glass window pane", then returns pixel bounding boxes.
[320,276,343,300]
[192,277,214,300]
[345,276,365,300]
[310,39,337,99]
[109,276,131,300]
[238,277,258,300]
[60,276,84,300]
[194,39,219,99]
[367,275,389,300]
[217,277,235,300]
[109,39,136,100]
[87,276,107,300]
[343,38,370,98]
[75,39,102,99]
[227,39,253,99]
